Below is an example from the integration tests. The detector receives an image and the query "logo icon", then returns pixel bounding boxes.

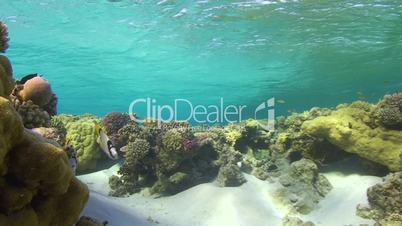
[254,98,275,131]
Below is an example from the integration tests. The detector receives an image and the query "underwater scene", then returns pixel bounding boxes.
[0,0,402,226]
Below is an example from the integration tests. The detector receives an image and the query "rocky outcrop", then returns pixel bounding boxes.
[357,171,402,225]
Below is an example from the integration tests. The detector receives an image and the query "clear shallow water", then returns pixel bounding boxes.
[1,0,402,121]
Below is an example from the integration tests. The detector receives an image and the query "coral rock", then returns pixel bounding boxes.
[216,163,246,187]
[277,159,332,214]
[357,171,402,225]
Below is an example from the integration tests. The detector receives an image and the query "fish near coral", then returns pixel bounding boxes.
[95,123,119,160]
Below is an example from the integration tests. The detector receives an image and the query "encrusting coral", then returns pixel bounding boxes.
[302,100,402,171]
[357,171,402,225]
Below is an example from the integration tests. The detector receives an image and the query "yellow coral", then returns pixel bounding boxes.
[302,103,402,171]
[54,114,103,172]
[224,129,242,146]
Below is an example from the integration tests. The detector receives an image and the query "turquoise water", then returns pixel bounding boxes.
[1,0,402,121]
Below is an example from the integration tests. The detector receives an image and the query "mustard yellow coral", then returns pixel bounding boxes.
[53,114,103,172]
[302,102,402,171]
[0,89,88,226]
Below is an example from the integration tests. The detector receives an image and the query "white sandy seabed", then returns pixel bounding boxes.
[78,165,381,226]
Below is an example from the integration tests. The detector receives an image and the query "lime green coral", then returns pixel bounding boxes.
[52,114,103,172]
[224,124,242,146]
[302,102,402,171]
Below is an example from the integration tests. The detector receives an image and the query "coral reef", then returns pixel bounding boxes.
[52,114,104,172]
[302,101,402,171]
[0,22,8,53]
[374,93,402,130]
[0,96,88,226]
[110,121,219,196]
[357,171,402,225]
[102,112,131,149]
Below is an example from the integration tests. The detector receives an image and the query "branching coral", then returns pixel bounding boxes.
[0,22,9,53]
[102,112,131,149]
[10,98,51,129]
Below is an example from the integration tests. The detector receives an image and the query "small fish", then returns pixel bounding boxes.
[69,150,78,174]
[277,99,286,104]
[384,80,390,85]
[95,123,119,160]
[18,73,41,84]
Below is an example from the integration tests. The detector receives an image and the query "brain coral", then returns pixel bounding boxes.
[19,76,53,107]
[53,114,104,173]
[0,96,88,226]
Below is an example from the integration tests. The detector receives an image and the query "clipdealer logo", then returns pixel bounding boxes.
[128,97,275,131]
